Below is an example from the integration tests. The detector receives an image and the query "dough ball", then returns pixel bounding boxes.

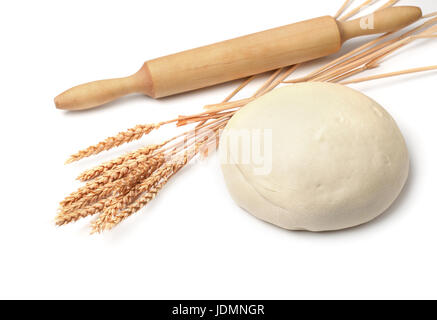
[220,82,409,232]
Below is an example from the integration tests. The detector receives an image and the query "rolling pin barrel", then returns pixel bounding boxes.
[55,6,422,110]
[147,16,342,98]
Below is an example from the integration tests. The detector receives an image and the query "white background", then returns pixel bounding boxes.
[0,0,436,300]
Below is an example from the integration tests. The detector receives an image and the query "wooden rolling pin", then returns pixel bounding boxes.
[55,6,422,111]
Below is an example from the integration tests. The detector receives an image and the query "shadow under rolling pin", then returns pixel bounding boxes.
[55,6,422,111]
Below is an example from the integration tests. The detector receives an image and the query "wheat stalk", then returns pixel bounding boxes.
[101,152,194,232]
[77,143,164,181]
[340,65,437,84]
[68,156,164,211]
[66,124,160,164]
[90,163,173,233]
[335,0,354,19]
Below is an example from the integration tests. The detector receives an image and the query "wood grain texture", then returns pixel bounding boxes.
[147,16,341,98]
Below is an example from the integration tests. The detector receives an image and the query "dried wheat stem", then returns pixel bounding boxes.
[339,0,378,22]
[208,60,296,110]
[377,0,399,11]
[295,26,416,84]
[340,65,437,84]
[252,68,284,97]
[421,24,437,36]
[329,17,437,71]
[162,118,230,159]
[262,65,300,94]
[283,33,393,83]
[335,0,354,19]
[283,33,390,83]
[311,35,415,82]
[203,97,254,111]
[223,75,257,103]
[200,136,222,158]
[313,34,399,78]
[284,15,437,85]
[329,63,379,83]
[320,25,437,82]
[421,16,437,28]
[196,86,242,128]
[174,115,222,136]
[173,116,231,146]
[171,116,232,148]
[176,110,235,126]
[313,53,382,82]
[423,12,437,19]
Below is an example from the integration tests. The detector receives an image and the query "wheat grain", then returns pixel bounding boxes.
[77,144,164,181]
[91,156,180,233]
[57,156,165,226]
[66,124,160,164]
[61,153,164,209]
[103,154,192,231]
[56,198,110,226]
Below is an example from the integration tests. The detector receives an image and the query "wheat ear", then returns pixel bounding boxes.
[102,154,192,232]
[66,124,160,164]
[76,143,164,181]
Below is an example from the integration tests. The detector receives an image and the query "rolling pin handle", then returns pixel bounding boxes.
[54,63,154,111]
[337,6,422,42]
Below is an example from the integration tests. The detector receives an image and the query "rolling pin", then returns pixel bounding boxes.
[55,6,422,111]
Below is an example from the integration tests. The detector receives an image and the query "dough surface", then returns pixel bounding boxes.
[220,82,409,232]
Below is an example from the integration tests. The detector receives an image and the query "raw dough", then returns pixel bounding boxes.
[220,82,409,232]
